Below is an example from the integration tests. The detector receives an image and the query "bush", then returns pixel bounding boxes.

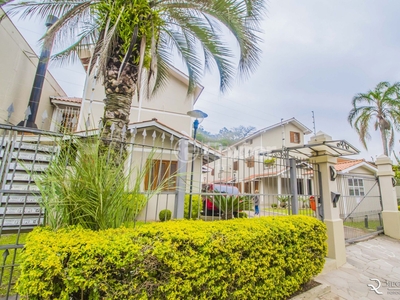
[236,212,248,218]
[277,195,290,208]
[35,136,160,230]
[159,209,172,222]
[17,216,327,299]
[184,195,202,219]
[271,203,278,208]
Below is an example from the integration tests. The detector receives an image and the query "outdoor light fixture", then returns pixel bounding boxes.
[330,166,337,181]
[331,192,340,208]
[187,109,208,218]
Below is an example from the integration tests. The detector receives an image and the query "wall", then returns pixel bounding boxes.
[0,10,66,129]
[77,66,198,135]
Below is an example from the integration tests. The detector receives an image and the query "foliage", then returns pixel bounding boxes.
[184,195,202,219]
[17,216,327,299]
[392,160,400,185]
[0,234,28,297]
[8,0,265,150]
[35,135,159,230]
[236,212,248,218]
[159,209,172,222]
[197,125,257,147]
[264,157,276,165]
[348,81,400,156]
[212,194,252,217]
[271,203,278,208]
[277,195,290,208]
[298,196,309,208]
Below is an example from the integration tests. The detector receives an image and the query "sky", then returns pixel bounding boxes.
[9,0,400,162]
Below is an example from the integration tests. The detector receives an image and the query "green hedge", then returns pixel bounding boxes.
[17,216,327,299]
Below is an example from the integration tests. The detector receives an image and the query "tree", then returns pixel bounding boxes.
[7,0,265,159]
[348,81,400,156]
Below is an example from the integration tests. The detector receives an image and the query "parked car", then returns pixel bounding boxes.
[201,184,241,217]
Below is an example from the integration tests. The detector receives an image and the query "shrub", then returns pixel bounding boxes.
[184,195,202,219]
[159,209,172,222]
[212,194,252,217]
[34,136,163,230]
[17,216,327,299]
[277,195,290,208]
[263,157,276,165]
[271,203,278,208]
[236,212,248,218]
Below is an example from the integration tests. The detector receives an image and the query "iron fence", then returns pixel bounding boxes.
[337,174,383,243]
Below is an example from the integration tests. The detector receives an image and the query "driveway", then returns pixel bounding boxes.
[315,235,400,300]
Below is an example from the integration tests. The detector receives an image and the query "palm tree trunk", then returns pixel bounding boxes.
[101,43,137,163]
[380,125,389,156]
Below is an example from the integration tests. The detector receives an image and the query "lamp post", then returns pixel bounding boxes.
[187,109,208,218]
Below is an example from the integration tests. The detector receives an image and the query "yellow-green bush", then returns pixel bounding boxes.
[17,216,327,299]
[184,194,202,219]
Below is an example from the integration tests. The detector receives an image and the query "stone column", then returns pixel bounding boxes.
[375,155,400,239]
[310,132,346,268]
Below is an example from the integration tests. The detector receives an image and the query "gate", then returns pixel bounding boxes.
[197,147,323,221]
[337,174,383,243]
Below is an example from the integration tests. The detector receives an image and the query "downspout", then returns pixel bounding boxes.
[18,15,58,128]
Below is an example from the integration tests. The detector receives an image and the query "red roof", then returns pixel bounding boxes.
[335,158,365,171]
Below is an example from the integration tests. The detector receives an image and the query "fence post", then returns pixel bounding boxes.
[289,158,299,215]
[175,137,189,219]
[310,132,346,268]
[375,155,400,239]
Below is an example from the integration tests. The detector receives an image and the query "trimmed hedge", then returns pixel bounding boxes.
[17,216,327,299]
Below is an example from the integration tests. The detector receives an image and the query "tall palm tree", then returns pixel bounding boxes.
[348,81,400,156]
[7,0,265,158]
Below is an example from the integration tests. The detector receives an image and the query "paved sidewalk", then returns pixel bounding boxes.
[315,235,400,300]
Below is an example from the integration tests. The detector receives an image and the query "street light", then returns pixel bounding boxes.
[187,109,208,218]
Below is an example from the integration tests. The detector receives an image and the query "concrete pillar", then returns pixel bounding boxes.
[175,138,189,219]
[375,155,400,239]
[310,132,346,268]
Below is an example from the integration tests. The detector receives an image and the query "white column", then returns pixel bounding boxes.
[375,155,400,239]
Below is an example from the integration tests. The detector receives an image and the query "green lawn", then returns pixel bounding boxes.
[343,220,382,230]
[0,233,28,297]
[264,207,315,216]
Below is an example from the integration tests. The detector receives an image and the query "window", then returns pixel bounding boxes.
[348,178,364,196]
[233,161,239,171]
[145,160,177,191]
[290,131,301,144]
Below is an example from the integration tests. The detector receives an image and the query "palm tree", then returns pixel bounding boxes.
[348,81,400,156]
[7,0,265,158]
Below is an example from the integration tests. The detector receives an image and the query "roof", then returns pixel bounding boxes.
[229,118,313,148]
[50,96,82,104]
[74,118,222,163]
[334,158,377,174]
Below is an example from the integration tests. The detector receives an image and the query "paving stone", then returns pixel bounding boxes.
[315,235,400,300]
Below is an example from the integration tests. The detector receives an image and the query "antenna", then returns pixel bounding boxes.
[312,111,317,137]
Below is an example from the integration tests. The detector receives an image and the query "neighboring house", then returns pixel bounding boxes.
[0,9,67,130]
[76,50,203,135]
[205,118,314,197]
[76,118,221,221]
[334,157,381,221]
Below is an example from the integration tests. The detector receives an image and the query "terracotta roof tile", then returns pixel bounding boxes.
[334,159,365,172]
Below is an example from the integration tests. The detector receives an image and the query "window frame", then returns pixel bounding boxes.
[347,177,365,196]
[290,131,301,144]
[144,159,178,191]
